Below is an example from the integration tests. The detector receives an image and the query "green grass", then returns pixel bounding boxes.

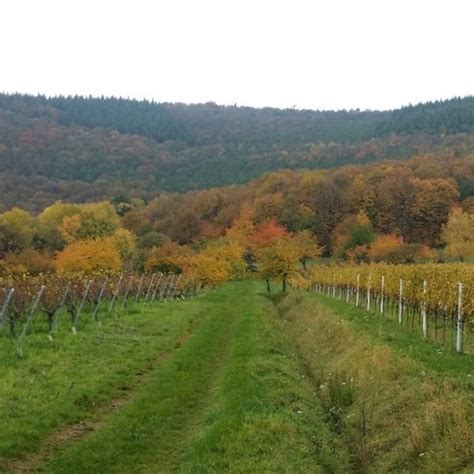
[3,282,472,473]
[276,291,474,472]
[310,293,474,382]
[42,281,348,473]
[1,282,349,473]
[0,298,203,465]
[174,285,348,473]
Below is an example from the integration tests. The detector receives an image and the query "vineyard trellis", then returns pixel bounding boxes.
[0,272,199,356]
[308,263,474,353]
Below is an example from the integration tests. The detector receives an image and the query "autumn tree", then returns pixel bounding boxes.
[408,178,459,246]
[368,234,405,262]
[200,239,246,278]
[110,229,137,266]
[0,208,36,253]
[1,248,55,275]
[292,230,322,270]
[248,220,288,249]
[225,202,255,244]
[145,242,194,274]
[37,202,81,250]
[297,173,348,254]
[55,238,122,273]
[332,212,375,259]
[190,254,231,288]
[59,202,120,243]
[368,234,434,263]
[368,167,418,238]
[257,237,300,292]
[345,174,375,214]
[442,208,474,260]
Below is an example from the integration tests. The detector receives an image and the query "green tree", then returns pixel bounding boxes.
[0,208,36,253]
[37,202,81,250]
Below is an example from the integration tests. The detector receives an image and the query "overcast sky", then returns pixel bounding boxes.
[1,0,473,111]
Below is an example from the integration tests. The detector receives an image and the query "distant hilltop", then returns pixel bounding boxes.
[0,93,473,211]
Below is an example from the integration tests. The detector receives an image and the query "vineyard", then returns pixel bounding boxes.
[308,263,474,353]
[0,272,194,356]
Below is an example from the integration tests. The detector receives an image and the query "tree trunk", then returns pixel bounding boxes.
[282,277,287,292]
[266,279,271,293]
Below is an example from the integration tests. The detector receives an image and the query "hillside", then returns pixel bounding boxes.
[0,94,473,211]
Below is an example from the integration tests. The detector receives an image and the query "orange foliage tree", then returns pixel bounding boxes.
[248,220,288,249]
[145,242,194,274]
[0,248,55,276]
[368,233,434,263]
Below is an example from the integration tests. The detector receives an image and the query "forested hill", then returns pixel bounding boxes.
[0,93,473,211]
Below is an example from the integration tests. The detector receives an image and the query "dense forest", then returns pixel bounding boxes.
[0,94,473,211]
[1,152,473,280]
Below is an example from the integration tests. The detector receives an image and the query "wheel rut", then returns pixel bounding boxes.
[4,320,197,474]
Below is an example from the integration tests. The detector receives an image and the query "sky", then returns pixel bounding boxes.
[1,0,473,111]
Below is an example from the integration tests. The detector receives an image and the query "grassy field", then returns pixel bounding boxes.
[277,291,474,472]
[0,282,348,473]
[0,281,472,472]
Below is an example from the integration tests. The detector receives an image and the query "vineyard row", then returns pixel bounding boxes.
[0,273,194,356]
[308,263,474,353]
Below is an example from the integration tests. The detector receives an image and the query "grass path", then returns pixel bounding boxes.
[6,322,197,473]
[4,282,472,472]
[3,281,347,473]
[0,299,203,468]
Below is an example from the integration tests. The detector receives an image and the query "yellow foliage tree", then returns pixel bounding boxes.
[189,254,231,288]
[442,208,474,260]
[201,239,246,278]
[58,202,120,243]
[110,228,137,264]
[256,236,300,292]
[59,214,82,244]
[55,238,122,274]
[292,230,322,270]
[0,207,36,252]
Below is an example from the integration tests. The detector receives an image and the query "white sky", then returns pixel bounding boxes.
[1,0,473,111]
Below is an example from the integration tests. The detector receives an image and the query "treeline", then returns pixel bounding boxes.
[2,94,473,145]
[120,153,473,255]
[1,154,473,281]
[0,93,473,211]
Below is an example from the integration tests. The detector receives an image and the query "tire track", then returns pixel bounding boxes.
[5,318,199,474]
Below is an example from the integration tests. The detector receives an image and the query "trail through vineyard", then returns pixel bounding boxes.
[1,281,473,473]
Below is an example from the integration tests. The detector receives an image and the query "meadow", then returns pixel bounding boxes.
[0,280,472,472]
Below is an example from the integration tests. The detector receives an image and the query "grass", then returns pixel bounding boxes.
[0,298,203,465]
[1,281,349,473]
[2,281,472,472]
[174,284,348,473]
[277,291,474,473]
[310,293,474,381]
